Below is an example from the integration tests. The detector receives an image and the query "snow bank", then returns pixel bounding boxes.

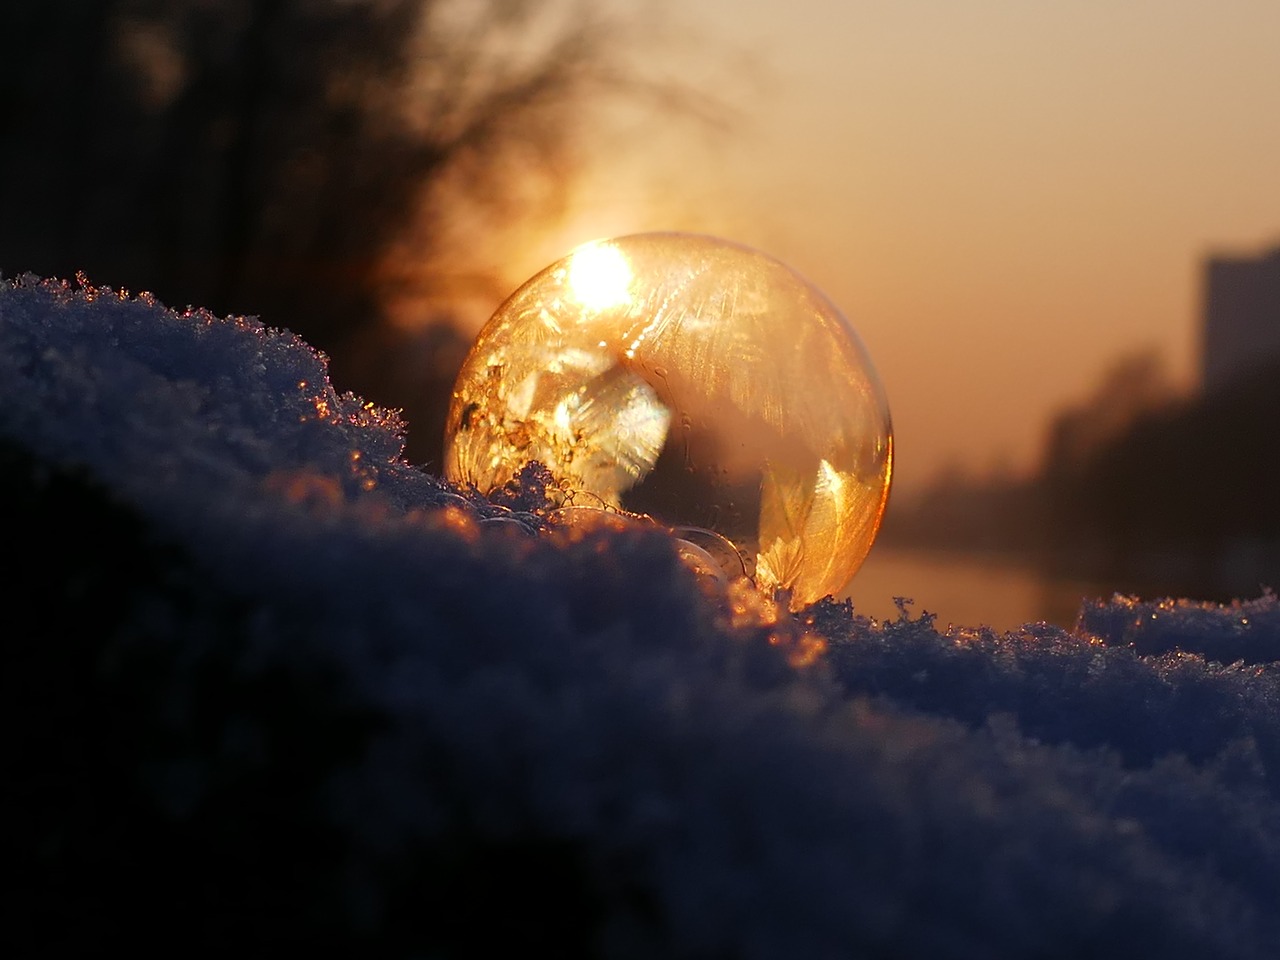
[3,275,1279,958]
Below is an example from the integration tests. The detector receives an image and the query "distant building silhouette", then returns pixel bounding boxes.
[1202,244,1280,392]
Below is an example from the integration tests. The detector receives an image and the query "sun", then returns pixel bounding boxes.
[566,241,632,311]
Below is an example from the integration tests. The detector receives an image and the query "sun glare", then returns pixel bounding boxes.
[567,242,632,311]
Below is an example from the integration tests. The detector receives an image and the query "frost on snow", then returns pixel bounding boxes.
[3,274,1280,958]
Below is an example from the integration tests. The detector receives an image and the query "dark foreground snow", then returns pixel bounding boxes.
[3,275,1279,958]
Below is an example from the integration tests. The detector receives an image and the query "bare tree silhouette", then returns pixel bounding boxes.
[0,0,717,462]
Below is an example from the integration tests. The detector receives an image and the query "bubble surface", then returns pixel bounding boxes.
[444,233,893,607]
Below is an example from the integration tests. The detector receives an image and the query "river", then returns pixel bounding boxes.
[840,546,1115,632]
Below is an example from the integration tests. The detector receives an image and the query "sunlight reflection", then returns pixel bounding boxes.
[567,241,632,311]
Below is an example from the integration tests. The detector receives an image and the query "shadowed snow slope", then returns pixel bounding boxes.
[2,275,1279,958]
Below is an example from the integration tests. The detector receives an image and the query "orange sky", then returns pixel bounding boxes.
[497,0,1280,497]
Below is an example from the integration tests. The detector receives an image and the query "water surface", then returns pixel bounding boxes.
[842,546,1113,632]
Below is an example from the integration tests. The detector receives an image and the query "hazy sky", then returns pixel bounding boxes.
[515,0,1280,496]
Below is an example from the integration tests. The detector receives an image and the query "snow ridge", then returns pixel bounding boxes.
[3,275,1278,958]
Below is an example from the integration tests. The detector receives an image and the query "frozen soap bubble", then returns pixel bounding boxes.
[443,232,893,608]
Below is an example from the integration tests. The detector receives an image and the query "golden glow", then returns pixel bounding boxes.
[817,458,844,495]
[726,579,828,668]
[444,233,892,610]
[567,242,632,312]
[264,470,343,509]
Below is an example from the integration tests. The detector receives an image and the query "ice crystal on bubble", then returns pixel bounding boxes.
[444,233,893,607]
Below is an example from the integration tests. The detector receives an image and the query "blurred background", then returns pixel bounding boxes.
[3,0,1279,628]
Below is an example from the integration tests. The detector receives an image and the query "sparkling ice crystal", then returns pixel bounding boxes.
[444,233,893,607]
